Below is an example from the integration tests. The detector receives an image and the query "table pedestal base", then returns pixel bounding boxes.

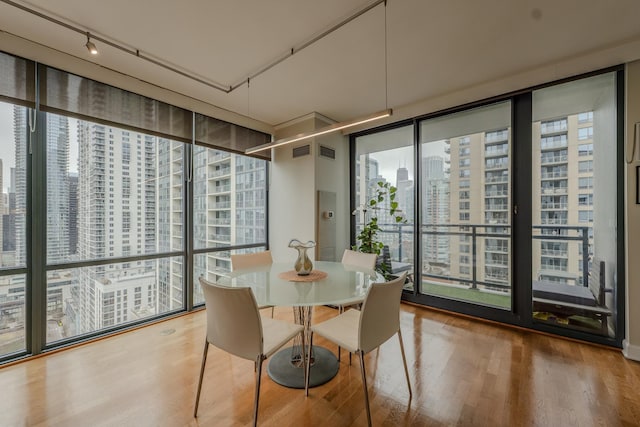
[267,345,338,389]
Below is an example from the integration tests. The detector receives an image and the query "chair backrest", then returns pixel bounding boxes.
[199,277,263,361]
[231,250,273,271]
[358,272,407,354]
[341,249,377,270]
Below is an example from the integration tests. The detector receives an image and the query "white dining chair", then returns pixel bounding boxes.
[338,249,377,361]
[340,249,377,313]
[341,249,377,272]
[231,250,274,317]
[304,272,411,427]
[194,277,306,426]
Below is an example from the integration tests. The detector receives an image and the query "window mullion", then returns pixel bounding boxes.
[28,109,48,355]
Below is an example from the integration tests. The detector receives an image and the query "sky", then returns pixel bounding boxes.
[0,102,15,193]
[368,140,447,185]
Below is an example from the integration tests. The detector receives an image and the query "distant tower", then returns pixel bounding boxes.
[68,172,78,255]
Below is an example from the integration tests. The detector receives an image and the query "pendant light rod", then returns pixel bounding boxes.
[245,108,392,155]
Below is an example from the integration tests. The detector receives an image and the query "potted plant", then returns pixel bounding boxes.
[352,181,408,277]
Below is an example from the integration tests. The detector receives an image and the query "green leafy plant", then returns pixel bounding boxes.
[353,181,408,276]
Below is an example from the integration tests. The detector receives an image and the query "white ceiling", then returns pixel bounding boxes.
[1,0,640,128]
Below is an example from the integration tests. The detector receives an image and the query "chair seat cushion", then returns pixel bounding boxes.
[532,280,596,307]
[261,317,304,358]
[311,308,360,353]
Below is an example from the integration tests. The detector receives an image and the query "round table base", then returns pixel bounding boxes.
[267,345,339,389]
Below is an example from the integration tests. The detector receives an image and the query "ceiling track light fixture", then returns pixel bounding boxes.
[85,32,98,55]
[1,0,386,95]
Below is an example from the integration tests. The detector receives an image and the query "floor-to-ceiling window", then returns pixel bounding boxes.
[0,101,28,358]
[418,101,512,309]
[351,68,624,346]
[0,50,270,363]
[44,114,187,343]
[531,72,618,338]
[353,125,415,290]
[192,144,268,305]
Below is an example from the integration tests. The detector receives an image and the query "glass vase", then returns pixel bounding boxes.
[288,239,315,276]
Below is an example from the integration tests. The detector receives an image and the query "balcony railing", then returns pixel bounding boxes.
[359,223,590,292]
[541,171,568,179]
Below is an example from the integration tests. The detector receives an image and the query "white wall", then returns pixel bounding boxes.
[624,60,640,360]
[315,130,350,259]
[269,115,351,264]
[269,117,317,263]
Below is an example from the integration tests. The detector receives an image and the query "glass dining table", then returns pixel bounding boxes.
[218,260,380,389]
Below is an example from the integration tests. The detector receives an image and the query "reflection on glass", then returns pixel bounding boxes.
[0,101,28,358]
[194,247,267,305]
[1,104,27,269]
[0,274,26,357]
[531,72,617,337]
[46,115,185,264]
[193,147,267,250]
[418,101,512,309]
[46,257,183,344]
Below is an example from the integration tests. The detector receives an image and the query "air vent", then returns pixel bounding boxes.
[319,145,336,160]
[292,144,311,158]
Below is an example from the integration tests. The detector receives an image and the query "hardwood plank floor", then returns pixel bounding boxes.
[1,304,639,426]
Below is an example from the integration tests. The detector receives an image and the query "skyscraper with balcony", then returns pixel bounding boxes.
[532,112,594,285]
[421,155,450,266]
[192,145,267,303]
[13,106,27,266]
[72,123,159,333]
[447,131,512,290]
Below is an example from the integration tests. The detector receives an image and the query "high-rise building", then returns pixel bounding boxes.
[532,112,594,285]
[45,114,70,263]
[447,129,511,290]
[68,172,78,255]
[71,124,160,334]
[14,106,27,266]
[395,165,414,262]
[13,108,70,264]
[421,155,450,266]
[192,145,267,303]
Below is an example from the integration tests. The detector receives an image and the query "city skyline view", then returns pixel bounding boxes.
[353,75,616,338]
[0,101,268,354]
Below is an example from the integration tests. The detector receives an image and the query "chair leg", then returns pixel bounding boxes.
[305,332,314,396]
[253,355,264,427]
[300,330,307,394]
[358,350,372,427]
[338,305,343,362]
[271,306,274,318]
[397,329,412,398]
[193,340,209,417]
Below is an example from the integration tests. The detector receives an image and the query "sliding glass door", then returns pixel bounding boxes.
[353,125,415,290]
[418,101,512,309]
[351,68,623,346]
[531,72,618,337]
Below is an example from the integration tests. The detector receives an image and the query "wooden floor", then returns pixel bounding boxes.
[1,305,640,427]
